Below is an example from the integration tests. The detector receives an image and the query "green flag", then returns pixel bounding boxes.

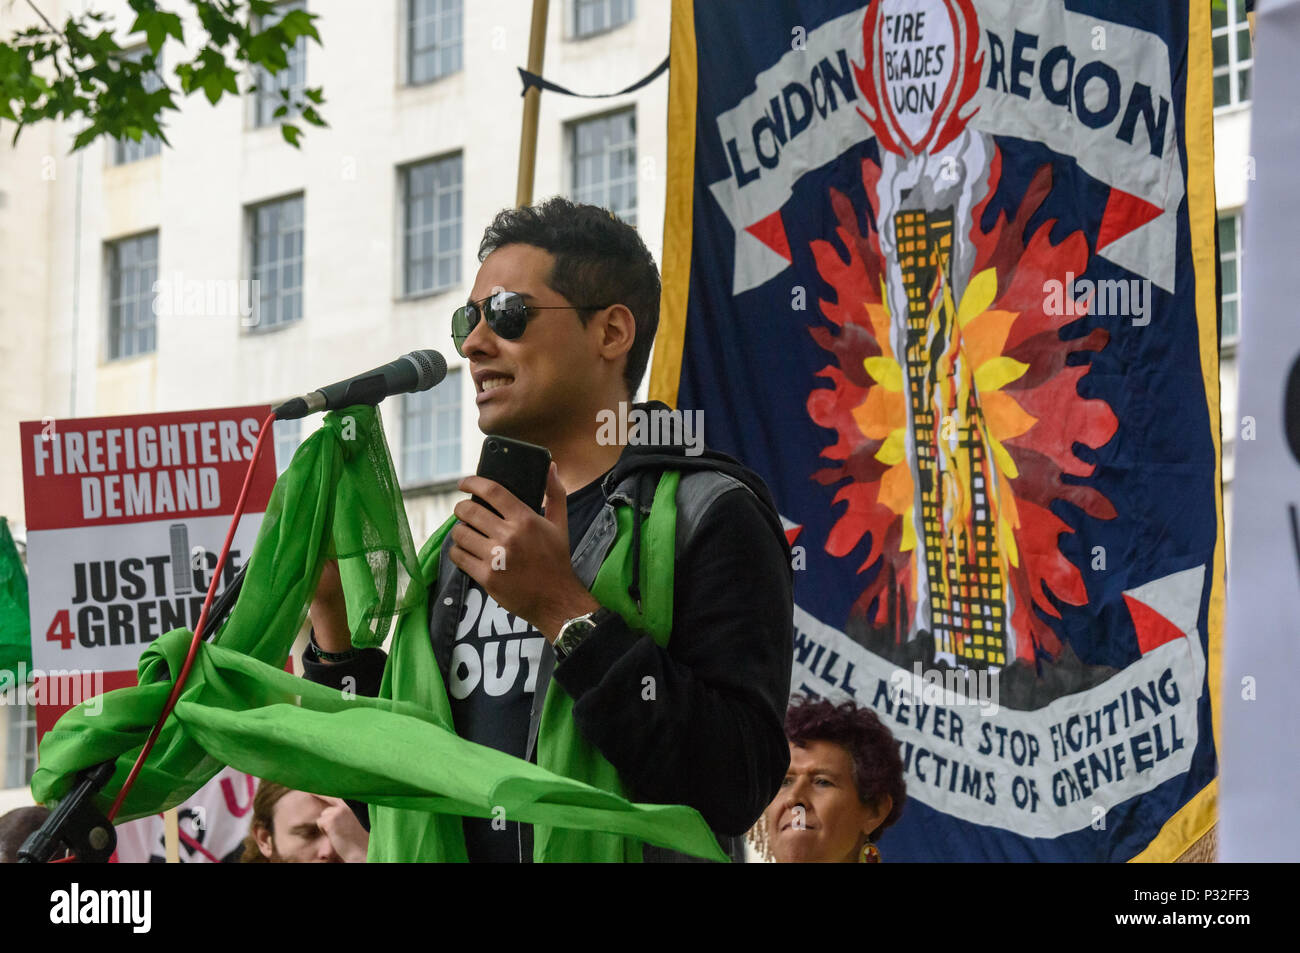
[0,516,32,686]
[31,407,726,862]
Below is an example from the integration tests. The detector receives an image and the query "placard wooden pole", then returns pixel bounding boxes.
[163,808,180,863]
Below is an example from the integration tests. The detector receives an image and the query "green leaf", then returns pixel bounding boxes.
[196,4,238,47]
[280,122,301,147]
[158,12,184,48]
[130,10,184,56]
[201,73,225,104]
[246,31,289,72]
[72,125,100,150]
[277,10,321,45]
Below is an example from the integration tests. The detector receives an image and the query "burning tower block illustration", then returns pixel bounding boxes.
[895,203,1006,669]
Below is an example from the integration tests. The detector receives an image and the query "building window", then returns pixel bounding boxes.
[408,0,462,84]
[402,368,461,484]
[247,194,304,331]
[402,154,462,297]
[106,231,159,360]
[1220,211,1243,345]
[573,0,634,38]
[273,417,303,475]
[1213,0,1252,108]
[4,701,37,789]
[253,0,308,128]
[112,48,164,164]
[570,109,636,225]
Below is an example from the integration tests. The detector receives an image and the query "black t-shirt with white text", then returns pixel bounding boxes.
[442,464,614,862]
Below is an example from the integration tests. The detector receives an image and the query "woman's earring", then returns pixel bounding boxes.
[859,841,882,863]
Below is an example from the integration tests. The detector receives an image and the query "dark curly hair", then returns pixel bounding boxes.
[784,693,907,839]
[478,197,661,399]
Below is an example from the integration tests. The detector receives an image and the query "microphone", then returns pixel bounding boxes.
[273,349,447,420]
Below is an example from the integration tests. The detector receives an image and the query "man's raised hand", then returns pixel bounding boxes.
[449,463,599,642]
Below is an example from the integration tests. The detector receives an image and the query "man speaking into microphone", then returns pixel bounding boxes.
[303,198,794,862]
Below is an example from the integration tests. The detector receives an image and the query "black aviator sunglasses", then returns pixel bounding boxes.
[451,289,610,357]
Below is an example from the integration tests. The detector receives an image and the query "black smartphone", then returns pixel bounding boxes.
[472,435,552,517]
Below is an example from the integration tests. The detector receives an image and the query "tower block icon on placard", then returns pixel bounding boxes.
[894,204,1007,670]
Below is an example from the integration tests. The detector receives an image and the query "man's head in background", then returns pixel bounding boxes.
[241,781,342,863]
[0,805,50,863]
[457,198,660,448]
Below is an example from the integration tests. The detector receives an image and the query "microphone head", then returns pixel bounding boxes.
[404,349,447,391]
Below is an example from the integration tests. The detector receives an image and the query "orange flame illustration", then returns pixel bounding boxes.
[807,149,1118,664]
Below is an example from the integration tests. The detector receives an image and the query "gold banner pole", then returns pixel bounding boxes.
[516,0,551,207]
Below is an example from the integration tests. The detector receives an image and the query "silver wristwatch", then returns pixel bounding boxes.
[554,607,612,661]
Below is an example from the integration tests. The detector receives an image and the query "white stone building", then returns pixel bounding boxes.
[0,0,666,811]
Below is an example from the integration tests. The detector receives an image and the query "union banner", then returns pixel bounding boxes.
[654,0,1220,860]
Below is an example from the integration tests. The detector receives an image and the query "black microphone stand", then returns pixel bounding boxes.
[18,566,249,863]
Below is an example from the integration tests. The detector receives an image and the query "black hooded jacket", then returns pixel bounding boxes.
[598,408,793,622]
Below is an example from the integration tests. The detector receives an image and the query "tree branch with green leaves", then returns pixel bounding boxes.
[0,0,326,151]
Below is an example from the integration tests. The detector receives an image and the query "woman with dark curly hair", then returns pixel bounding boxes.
[753,694,907,863]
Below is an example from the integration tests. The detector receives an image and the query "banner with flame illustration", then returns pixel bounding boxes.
[653,0,1221,860]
